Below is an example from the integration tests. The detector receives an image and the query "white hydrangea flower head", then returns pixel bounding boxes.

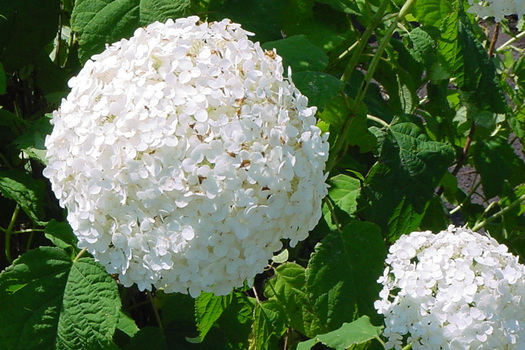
[467,0,525,22]
[375,226,525,349]
[43,16,329,297]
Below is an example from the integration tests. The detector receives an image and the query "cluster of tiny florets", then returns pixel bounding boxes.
[467,0,525,22]
[375,226,525,349]
[43,16,328,297]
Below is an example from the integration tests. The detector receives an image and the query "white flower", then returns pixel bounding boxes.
[43,16,329,297]
[375,226,525,349]
[467,0,525,22]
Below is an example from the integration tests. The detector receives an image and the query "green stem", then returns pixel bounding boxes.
[472,193,525,232]
[326,92,353,172]
[340,0,391,83]
[147,291,164,333]
[496,30,525,53]
[374,335,387,349]
[401,342,413,350]
[5,205,20,264]
[397,0,416,20]
[8,228,45,235]
[25,230,34,252]
[367,114,390,127]
[353,19,397,108]
[323,197,343,233]
[73,247,88,262]
[55,2,63,66]
[327,0,416,172]
[355,0,416,107]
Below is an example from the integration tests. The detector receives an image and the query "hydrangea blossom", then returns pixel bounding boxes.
[43,16,329,297]
[375,226,525,349]
[467,0,525,22]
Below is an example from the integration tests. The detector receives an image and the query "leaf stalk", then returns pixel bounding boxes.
[4,205,20,264]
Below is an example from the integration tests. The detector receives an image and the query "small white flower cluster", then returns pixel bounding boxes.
[43,16,329,297]
[467,0,525,22]
[375,226,525,349]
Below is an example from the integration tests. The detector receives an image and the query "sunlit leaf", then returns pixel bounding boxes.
[265,263,326,337]
[44,220,78,249]
[437,6,507,113]
[473,136,517,199]
[249,300,287,350]
[328,174,361,216]
[305,222,386,330]
[0,247,120,350]
[195,292,233,341]
[72,0,140,62]
[263,35,329,72]
[293,71,344,110]
[139,0,191,26]
[363,121,455,240]
[0,169,47,224]
[297,316,383,350]
[413,0,454,28]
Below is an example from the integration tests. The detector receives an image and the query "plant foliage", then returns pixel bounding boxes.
[0,0,524,349]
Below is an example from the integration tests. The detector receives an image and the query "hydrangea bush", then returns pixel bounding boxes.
[1,0,524,349]
[375,226,525,349]
[43,16,329,296]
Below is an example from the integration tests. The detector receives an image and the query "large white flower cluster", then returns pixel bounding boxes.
[375,226,525,349]
[467,0,525,22]
[43,16,328,297]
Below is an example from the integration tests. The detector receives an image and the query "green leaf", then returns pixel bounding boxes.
[328,174,361,216]
[72,0,140,63]
[284,15,348,52]
[271,249,289,264]
[297,316,382,350]
[0,247,70,350]
[305,222,386,330]
[0,169,46,224]
[420,196,449,232]
[263,35,329,72]
[124,327,167,350]
[139,0,191,26]
[437,7,506,113]
[320,98,377,153]
[249,300,287,350]
[264,263,326,337]
[195,292,233,341]
[293,71,344,110]
[57,257,121,349]
[210,0,285,43]
[14,114,53,163]
[116,311,139,338]
[473,136,517,199]
[44,220,78,249]
[363,121,455,240]
[413,0,454,28]
[0,0,60,70]
[298,23,347,52]
[158,291,196,327]
[316,0,363,15]
[408,26,439,71]
[209,292,254,350]
[0,247,120,350]
[318,95,347,130]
